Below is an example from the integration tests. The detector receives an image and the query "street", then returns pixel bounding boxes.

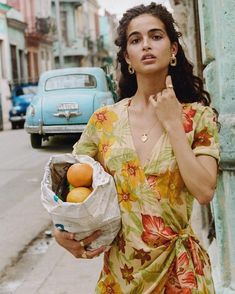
[0,127,102,293]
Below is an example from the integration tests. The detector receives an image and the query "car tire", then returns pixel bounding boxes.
[11,122,18,129]
[30,134,42,148]
[19,121,25,129]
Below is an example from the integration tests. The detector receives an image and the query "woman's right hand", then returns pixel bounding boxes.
[53,229,106,259]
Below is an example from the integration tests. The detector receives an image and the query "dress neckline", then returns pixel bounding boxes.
[125,98,166,171]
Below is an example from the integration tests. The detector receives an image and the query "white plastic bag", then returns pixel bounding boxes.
[41,153,121,250]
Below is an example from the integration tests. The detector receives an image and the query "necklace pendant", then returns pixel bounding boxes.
[141,134,148,143]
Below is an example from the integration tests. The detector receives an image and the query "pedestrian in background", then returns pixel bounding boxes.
[54,2,220,293]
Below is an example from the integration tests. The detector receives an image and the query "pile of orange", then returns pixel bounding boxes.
[66,163,93,203]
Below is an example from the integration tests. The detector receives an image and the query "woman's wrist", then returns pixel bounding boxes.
[163,119,184,135]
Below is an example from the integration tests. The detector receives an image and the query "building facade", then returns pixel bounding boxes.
[53,0,111,69]
[8,0,54,83]
[0,2,24,124]
[99,9,118,72]
[52,0,88,68]
[0,0,118,127]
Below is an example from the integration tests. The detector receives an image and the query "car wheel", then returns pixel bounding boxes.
[30,134,42,148]
[19,122,25,129]
[11,122,18,129]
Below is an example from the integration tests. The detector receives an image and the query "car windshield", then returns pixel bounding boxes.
[45,74,97,91]
[22,86,38,95]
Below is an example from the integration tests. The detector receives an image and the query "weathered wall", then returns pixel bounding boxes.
[198,0,235,292]
[169,1,235,292]
[169,0,212,250]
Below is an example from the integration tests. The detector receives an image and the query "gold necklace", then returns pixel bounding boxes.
[127,98,158,143]
[141,121,158,143]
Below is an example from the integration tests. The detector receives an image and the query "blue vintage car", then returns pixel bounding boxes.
[9,83,38,129]
[25,67,117,148]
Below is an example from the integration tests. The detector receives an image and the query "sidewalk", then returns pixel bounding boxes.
[14,239,103,294]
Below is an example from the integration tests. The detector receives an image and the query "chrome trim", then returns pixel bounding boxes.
[53,110,82,120]
[57,103,79,110]
[9,116,26,122]
[25,124,86,134]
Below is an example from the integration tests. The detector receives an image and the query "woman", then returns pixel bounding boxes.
[54,3,219,293]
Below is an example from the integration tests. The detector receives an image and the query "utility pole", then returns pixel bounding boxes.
[55,0,64,68]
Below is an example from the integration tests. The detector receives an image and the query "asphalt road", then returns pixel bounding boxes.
[0,127,79,278]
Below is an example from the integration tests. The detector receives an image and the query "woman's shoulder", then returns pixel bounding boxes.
[93,98,130,114]
[182,102,215,117]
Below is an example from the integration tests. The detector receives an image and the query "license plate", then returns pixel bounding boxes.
[57,103,79,111]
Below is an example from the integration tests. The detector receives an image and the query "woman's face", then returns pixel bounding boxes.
[125,13,177,75]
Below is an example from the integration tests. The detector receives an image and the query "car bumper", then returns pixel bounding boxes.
[9,115,26,122]
[25,124,87,134]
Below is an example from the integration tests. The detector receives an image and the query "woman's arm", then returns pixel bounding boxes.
[165,120,217,204]
[150,75,218,204]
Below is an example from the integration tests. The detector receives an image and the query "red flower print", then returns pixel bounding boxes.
[103,249,111,275]
[141,214,177,247]
[176,252,197,287]
[133,248,151,265]
[120,264,134,284]
[147,175,161,200]
[116,234,126,254]
[192,127,213,148]
[147,175,157,188]
[96,111,106,122]
[165,252,197,293]
[188,237,204,275]
[182,106,196,133]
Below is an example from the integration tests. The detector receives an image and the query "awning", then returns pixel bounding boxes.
[0,3,11,15]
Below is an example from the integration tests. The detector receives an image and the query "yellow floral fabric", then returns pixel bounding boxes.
[73,99,220,294]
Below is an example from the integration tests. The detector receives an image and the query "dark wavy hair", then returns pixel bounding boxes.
[115,2,211,106]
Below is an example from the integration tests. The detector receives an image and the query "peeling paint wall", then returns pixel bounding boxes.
[169,1,235,292]
[198,0,235,292]
[169,0,212,250]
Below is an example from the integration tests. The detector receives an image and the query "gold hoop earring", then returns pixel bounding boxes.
[128,64,135,74]
[170,53,177,67]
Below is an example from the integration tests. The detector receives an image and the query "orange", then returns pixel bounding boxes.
[67,163,93,187]
[66,187,92,203]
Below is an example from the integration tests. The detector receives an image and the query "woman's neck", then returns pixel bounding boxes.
[132,72,167,107]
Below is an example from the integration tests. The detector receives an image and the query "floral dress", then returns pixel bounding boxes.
[73,99,220,294]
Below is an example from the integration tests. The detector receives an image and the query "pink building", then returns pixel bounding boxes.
[7,0,54,82]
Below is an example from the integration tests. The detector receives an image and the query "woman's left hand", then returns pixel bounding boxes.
[149,75,182,131]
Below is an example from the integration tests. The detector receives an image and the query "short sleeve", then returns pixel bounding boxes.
[192,106,220,161]
[72,113,99,158]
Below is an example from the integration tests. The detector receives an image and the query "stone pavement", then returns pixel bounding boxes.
[14,239,103,294]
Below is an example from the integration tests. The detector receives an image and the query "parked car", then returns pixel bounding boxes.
[9,83,38,129]
[25,67,117,148]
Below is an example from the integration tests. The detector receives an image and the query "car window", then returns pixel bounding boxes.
[45,74,97,91]
[22,86,38,95]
